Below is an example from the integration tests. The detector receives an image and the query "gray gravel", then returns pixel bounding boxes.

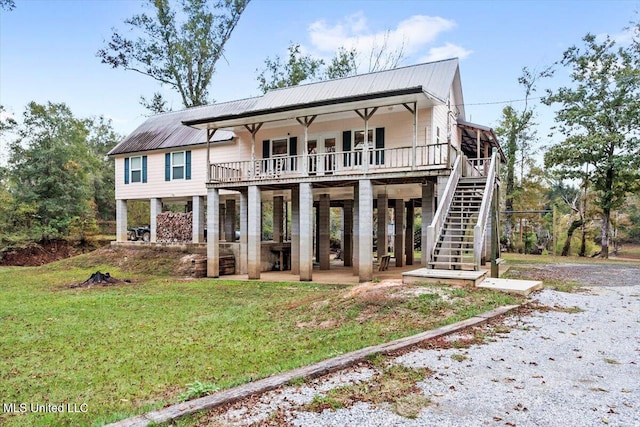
[207,274,640,427]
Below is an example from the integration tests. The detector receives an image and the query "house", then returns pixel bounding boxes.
[108,58,503,282]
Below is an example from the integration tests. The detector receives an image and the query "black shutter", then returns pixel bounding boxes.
[342,130,351,167]
[289,137,297,155]
[124,157,130,184]
[375,127,385,165]
[262,140,270,158]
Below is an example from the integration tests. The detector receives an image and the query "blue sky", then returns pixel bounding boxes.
[1,0,638,145]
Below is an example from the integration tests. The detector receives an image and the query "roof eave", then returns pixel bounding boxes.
[183,87,436,129]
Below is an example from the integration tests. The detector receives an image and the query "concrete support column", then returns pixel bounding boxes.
[299,183,313,281]
[150,198,162,243]
[394,199,404,267]
[358,179,373,282]
[377,193,388,260]
[343,199,353,267]
[353,185,359,276]
[116,199,128,242]
[219,204,226,240]
[206,188,220,278]
[318,194,330,270]
[291,187,300,275]
[192,196,205,243]
[405,200,415,265]
[273,196,284,243]
[225,199,236,242]
[247,186,261,280]
[239,190,248,275]
[422,182,435,266]
[436,175,449,205]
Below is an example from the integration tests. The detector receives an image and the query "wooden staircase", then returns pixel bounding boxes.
[429,177,486,270]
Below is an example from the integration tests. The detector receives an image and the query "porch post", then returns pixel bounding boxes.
[403,102,417,170]
[377,192,388,261]
[206,188,220,278]
[343,199,353,267]
[405,200,415,265]
[239,190,248,274]
[394,198,404,267]
[291,186,300,275]
[247,185,261,279]
[192,196,205,243]
[150,198,162,243]
[318,193,330,270]
[422,182,435,266]
[299,182,313,281]
[116,199,128,242]
[225,199,236,242]
[358,179,373,282]
[273,196,284,243]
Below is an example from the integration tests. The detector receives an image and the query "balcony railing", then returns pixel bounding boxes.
[209,143,450,183]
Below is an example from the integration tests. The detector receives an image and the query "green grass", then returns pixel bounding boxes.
[0,249,520,426]
[502,252,639,266]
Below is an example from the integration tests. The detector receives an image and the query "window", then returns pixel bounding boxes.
[353,129,374,150]
[271,138,288,157]
[172,151,185,179]
[124,155,147,184]
[165,151,191,181]
[130,156,142,183]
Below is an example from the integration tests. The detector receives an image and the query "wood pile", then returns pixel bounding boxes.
[157,212,193,243]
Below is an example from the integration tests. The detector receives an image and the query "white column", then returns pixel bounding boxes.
[206,188,219,277]
[239,190,248,275]
[353,185,359,276]
[358,179,373,282]
[150,198,162,243]
[116,199,128,242]
[192,196,205,243]
[299,182,313,281]
[422,183,435,266]
[248,185,261,279]
[291,187,300,275]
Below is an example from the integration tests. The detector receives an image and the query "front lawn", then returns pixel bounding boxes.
[0,248,519,426]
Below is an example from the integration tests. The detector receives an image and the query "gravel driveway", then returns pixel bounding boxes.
[202,263,640,426]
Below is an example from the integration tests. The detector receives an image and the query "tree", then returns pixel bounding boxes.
[326,47,358,79]
[543,24,640,258]
[0,0,15,11]
[85,116,121,221]
[495,67,552,250]
[257,43,324,94]
[8,103,93,238]
[98,0,250,108]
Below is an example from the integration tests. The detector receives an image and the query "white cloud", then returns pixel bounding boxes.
[420,43,473,63]
[308,13,458,59]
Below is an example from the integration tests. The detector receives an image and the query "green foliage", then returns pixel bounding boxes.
[257,43,325,93]
[326,47,358,79]
[543,24,640,257]
[97,0,251,108]
[2,102,120,244]
[179,381,219,401]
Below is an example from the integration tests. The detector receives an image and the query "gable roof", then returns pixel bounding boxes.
[109,58,461,156]
[107,108,236,156]
[184,58,460,128]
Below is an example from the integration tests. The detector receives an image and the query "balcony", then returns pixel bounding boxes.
[209,143,454,185]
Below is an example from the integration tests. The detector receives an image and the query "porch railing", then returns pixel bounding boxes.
[209,143,451,183]
[473,151,498,268]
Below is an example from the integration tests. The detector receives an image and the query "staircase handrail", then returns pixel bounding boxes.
[426,154,462,267]
[473,150,498,269]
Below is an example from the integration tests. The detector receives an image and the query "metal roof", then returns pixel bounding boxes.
[184,58,460,128]
[107,107,238,156]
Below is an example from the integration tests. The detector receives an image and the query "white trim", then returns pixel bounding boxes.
[171,151,186,180]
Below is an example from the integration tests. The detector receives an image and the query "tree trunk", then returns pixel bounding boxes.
[562,219,583,256]
[600,209,610,259]
[579,226,587,257]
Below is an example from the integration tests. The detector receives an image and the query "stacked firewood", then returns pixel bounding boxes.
[156,212,193,243]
